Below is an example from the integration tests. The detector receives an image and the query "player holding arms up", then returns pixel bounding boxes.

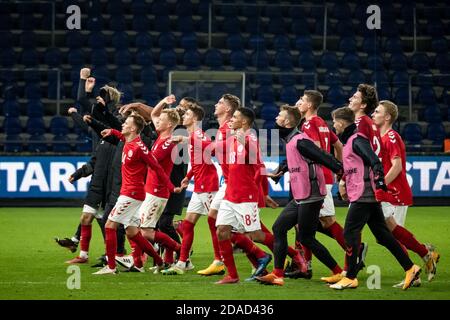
[93,113,181,274]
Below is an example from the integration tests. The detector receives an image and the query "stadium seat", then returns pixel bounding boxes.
[115,66,134,83]
[133,15,150,32]
[251,50,270,69]
[347,70,366,86]
[326,86,347,107]
[432,38,448,54]
[273,35,290,50]
[294,36,312,52]
[423,105,442,123]
[151,0,169,16]
[366,54,384,71]
[229,50,248,70]
[384,38,403,53]
[226,34,244,50]
[434,53,450,72]
[26,99,44,117]
[19,31,36,48]
[159,49,177,68]
[426,123,446,145]
[112,31,130,49]
[320,51,339,70]
[50,116,70,135]
[392,71,410,87]
[416,87,437,105]
[279,74,297,87]
[91,48,108,66]
[204,49,224,69]
[176,0,193,16]
[403,123,423,144]
[183,49,202,69]
[27,117,46,135]
[371,70,389,85]
[267,18,286,35]
[54,134,72,153]
[135,32,152,49]
[3,117,22,135]
[177,16,194,33]
[28,134,48,152]
[248,34,266,50]
[21,49,39,67]
[3,100,20,117]
[117,84,134,104]
[221,16,241,33]
[67,49,86,66]
[376,86,391,101]
[180,32,198,50]
[66,31,84,49]
[254,72,273,86]
[274,50,293,70]
[260,103,279,120]
[394,87,410,105]
[298,52,316,71]
[411,52,431,72]
[339,37,357,53]
[88,32,106,49]
[154,16,171,32]
[335,20,355,37]
[24,84,42,100]
[115,49,132,66]
[140,66,158,84]
[324,72,342,86]
[4,134,23,152]
[280,86,298,105]
[109,16,126,32]
[131,0,149,15]
[158,32,176,50]
[87,16,104,32]
[256,85,275,103]
[0,47,15,67]
[44,48,62,67]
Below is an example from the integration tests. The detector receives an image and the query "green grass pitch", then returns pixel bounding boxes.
[0,206,448,300]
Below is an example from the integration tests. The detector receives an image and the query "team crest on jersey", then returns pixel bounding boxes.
[128,150,133,158]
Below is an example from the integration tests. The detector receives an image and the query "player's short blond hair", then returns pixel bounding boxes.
[222,94,240,115]
[161,108,181,126]
[332,106,355,123]
[379,100,398,124]
[280,104,302,127]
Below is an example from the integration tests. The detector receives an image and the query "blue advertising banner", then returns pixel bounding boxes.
[0,156,449,198]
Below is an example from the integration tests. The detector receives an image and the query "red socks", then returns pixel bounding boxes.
[131,232,163,266]
[128,237,143,268]
[155,230,181,253]
[261,232,274,252]
[105,228,117,269]
[392,225,428,258]
[273,268,284,278]
[218,239,238,279]
[326,222,346,251]
[231,233,266,259]
[80,224,92,252]
[207,216,222,261]
[180,221,195,262]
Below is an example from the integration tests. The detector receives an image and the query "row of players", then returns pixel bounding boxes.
[56,68,439,290]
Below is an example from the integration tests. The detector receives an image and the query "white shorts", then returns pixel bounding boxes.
[319,185,336,218]
[82,204,104,219]
[216,200,261,233]
[210,183,227,211]
[108,195,142,228]
[187,191,217,215]
[138,193,168,229]
[381,202,408,226]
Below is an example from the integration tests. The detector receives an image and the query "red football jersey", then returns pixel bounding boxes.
[145,135,176,199]
[224,131,262,203]
[111,130,173,201]
[376,129,413,206]
[302,115,338,184]
[355,115,384,160]
[215,119,232,184]
[186,128,219,193]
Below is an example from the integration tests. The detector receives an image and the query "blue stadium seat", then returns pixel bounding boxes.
[87,16,104,32]
[27,117,46,135]
[251,50,270,68]
[324,72,342,86]
[151,0,169,16]
[273,35,290,50]
[279,74,297,87]
[403,123,423,144]
[256,85,275,103]
[248,34,266,50]
[264,5,282,18]
[88,32,106,49]
[426,123,445,145]
[376,86,391,101]
[204,49,224,69]
[67,49,85,66]
[20,31,36,48]
[91,48,108,66]
[411,52,431,72]
[366,54,384,70]
[28,133,48,152]
[131,0,149,15]
[107,1,124,16]
[180,32,198,50]
[142,83,161,105]
[133,15,150,32]
[342,52,361,70]
[3,100,20,117]
[176,0,193,16]
[384,38,403,53]
[154,16,171,32]
[244,17,265,34]
[298,52,316,71]
[427,20,444,37]
[177,16,194,33]
[389,53,408,71]
[392,71,409,87]
[423,105,442,123]
[301,73,317,89]
[0,31,13,49]
[226,34,244,50]
[274,50,293,70]
[294,36,312,52]
[267,18,286,35]
[112,31,130,49]
[335,20,355,37]
[260,103,279,120]
[432,38,448,54]
[26,99,44,117]
[371,70,389,85]
[140,66,158,84]
[21,49,39,67]
[109,16,126,32]
[4,134,23,152]
[158,32,176,50]
[1,48,15,67]
[183,50,202,69]
[254,72,273,86]
[159,49,177,68]
[135,32,152,49]
[394,87,410,105]
[229,50,247,70]
[44,48,62,67]
[4,117,22,135]
[136,50,153,66]
[50,116,70,136]
[362,36,380,54]
[115,50,132,66]
[292,18,310,36]
[416,87,437,105]
[53,134,72,153]
[320,51,339,70]
[280,86,298,104]
[331,3,351,20]
[115,66,134,83]
[347,70,366,86]
[66,31,84,49]
[434,53,450,72]
[415,73,434,87]
[24,84,42,100]
[326,86,347,107]
[221,16,241,34]
[339,37,357,53]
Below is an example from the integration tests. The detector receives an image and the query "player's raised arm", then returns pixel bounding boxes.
[151,95,176,125]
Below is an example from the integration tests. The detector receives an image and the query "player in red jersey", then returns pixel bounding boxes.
[295,90,347,276]
[162,103,219,274]
[214,108,272,284]
[93,113,181,274]
[137,96,185,269]
[197,94,240,276]
[372,100,440,287]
